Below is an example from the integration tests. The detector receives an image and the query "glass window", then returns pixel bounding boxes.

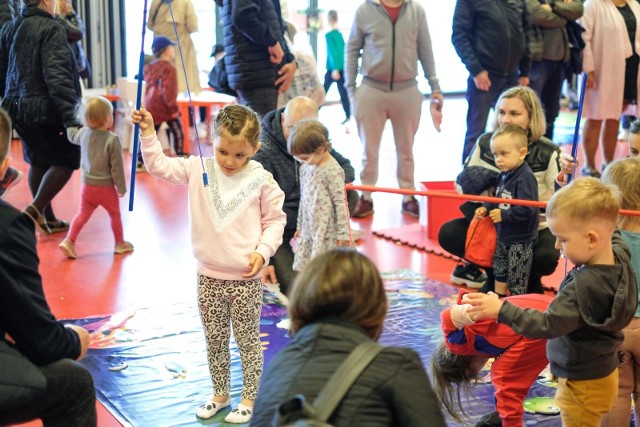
[123,0,216,89]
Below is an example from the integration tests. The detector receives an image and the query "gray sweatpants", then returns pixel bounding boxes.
[352,83,424,193]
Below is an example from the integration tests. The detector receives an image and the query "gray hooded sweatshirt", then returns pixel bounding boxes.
[344,0,440,97]
[498,232,638,380]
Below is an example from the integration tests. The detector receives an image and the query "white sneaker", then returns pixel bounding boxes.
[224,403,253,423]
[195,397,230,419]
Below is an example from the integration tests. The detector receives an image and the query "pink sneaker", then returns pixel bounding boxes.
[114,241,134,254]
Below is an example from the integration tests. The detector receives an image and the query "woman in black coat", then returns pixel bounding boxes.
[252,249,446,426]
[0,0,81,235]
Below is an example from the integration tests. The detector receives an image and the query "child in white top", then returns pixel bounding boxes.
[59,96,133,259]
[288,119,350,271]
[132,104,286,424]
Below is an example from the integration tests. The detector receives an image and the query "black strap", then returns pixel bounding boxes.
[150,1,165,28]
[313,341,383,422]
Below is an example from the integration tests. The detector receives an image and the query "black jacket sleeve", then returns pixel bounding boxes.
[330,149,355,184]
[452,0,483,76]
[0,204,81,365]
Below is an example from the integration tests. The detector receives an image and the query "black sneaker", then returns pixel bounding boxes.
[0,167,23,198]
[450,263,487,288]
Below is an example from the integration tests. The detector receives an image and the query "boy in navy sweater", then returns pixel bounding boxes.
[475,124,538,296]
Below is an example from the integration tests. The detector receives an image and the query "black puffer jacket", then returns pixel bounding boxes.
[452,0,531,77]
[218,0,292,91]
[252,319,446,426]
[254,108,355,240]
[0,0,20,28]
[0,6,80,128]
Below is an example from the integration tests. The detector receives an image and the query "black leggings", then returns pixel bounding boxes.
[438,217,560,293]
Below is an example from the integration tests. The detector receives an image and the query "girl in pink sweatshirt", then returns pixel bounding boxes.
[132,104,286,424]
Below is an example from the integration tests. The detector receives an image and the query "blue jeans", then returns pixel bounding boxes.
[462,73,519,163]
[529,60,565,139]
[0,359,96,427]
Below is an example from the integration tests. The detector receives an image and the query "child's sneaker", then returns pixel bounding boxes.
[450,263,487,288]
[58,238,77,259]
[114,241,134,254]
[224,403,253,424]
[195,397,230,419]
[0,167,23,198]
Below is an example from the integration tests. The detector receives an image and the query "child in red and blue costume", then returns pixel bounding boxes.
[431,290,552,427]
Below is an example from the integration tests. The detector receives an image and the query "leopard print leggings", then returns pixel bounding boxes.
[197,274,263,400]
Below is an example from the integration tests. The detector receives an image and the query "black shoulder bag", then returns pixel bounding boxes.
[275,341,384,427]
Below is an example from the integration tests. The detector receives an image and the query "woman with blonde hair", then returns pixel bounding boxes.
[252,248,446,426]
[439,86,562,295]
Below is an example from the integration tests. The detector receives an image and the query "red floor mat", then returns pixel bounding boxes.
[373,223,562,293]
[373,223,461,261]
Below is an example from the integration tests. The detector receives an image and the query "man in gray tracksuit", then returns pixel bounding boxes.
[345,0,443,219]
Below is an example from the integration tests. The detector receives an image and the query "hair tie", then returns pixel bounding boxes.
[219,109,233,128]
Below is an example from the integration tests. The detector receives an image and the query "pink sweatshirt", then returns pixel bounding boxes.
[141,134,286,280]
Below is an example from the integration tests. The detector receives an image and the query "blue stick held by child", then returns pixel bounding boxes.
[287,119,351,272]
[466,177,638,426]
[131,104,286,424]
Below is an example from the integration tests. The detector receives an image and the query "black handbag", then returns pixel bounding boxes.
[275,341,384,426]
[208,57,237,97]
[0,339,47,412]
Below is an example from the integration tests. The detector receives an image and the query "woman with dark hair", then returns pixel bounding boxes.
[252,248,446,426]
[0,0,82,234]
[439,86,562,294]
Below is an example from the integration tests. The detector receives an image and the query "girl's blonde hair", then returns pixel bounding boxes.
[288,248,387,339]
[546,177,620,227]
[601,157,640,229]
[213,104,261,148]
[78,96,113,129]
[287,119,331,156]
[492,86,547,142]
[430,341,482,424]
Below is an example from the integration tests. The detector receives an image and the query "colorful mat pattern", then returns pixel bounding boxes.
[70,271,560,426]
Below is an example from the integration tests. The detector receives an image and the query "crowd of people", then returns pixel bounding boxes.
[1,0,640,426]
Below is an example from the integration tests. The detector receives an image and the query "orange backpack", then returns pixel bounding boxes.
[465,216,497,268]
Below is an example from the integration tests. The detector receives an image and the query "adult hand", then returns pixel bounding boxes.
[489,208,502,223]
[131,107,156,137]
[473,71,491,91]
[430,92,444,132]
[331,70,340,81]
[262,265,278,284]
[268,42,285,64]
[243,252,265,278]
[65,324,90,359]
[276,62,297,93]
[586,72,596,89]
[518,76,529,87]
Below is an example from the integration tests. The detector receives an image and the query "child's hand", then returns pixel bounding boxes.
[489,208,502,223]
[131,107,155,137]
[336,239,350,247]
[243,252,265,278]
[463,292,504,320]
[475,207,488,219]
[118,192,125,198]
